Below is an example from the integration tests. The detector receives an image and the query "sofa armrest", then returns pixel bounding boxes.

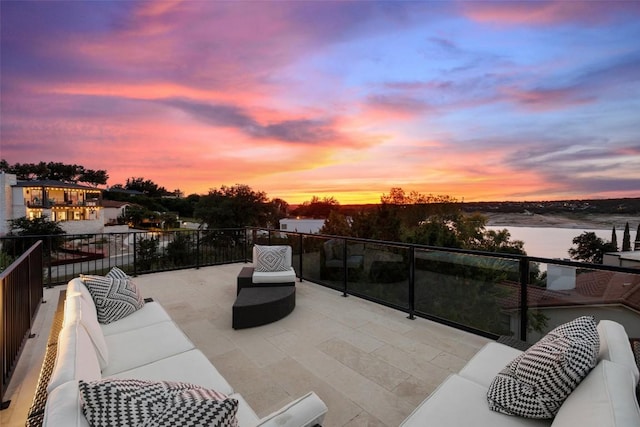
[257,392,328,427]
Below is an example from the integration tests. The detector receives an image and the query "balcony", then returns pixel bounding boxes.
[1,263,491,427]
[2,229,639,426]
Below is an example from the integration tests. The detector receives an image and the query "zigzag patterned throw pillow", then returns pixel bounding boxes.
[487,316,599,419]
[255,245,289,272]
[79,379,238,427]
[81,275,145,324]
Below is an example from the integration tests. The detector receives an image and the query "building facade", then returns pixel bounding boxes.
[0,172,104,235]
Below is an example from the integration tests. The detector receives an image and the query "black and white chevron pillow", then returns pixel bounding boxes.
[487,316,599,419]
[79,379,238,427]
[255,245,289,272]
[105,266,129,279]
[81,275,145,324]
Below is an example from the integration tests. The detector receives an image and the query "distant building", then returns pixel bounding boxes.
[0,172,104,235]
[279,218,325,234]
[603,251,640,269]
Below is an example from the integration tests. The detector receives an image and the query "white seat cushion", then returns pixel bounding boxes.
[257,392,328,427]
[400,374,550,427]
[107,349,234,396]
[101,321,195,376]
[551,360,640,427]
[458,342,523,388]
[100,301,172,336]
[253,267,296,284]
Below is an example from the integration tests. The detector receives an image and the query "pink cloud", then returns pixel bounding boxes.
[459,0,640,27]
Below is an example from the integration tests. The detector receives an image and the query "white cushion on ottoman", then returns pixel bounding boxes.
[252,268,296,284]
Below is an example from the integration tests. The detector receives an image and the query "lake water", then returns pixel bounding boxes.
[486,226,618,259]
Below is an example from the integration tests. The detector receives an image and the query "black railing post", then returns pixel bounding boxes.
[244,228,248,263]
[407,246,415,320]
[133,234,138,277]
[196,230,201,269]
[519,257,530,342]
[298,233,304,282]
[342,238,348,297]
[47,235,52,287]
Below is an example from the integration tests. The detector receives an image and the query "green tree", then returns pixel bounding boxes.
[622,222,631,251]
[611,226,618,251]
[292,196,339,219]
[320,211,352,236]
[568,232,616,264]
[4,216,66,258]
[125,177,169,197]
[0,160,108,185]
[136,236,159,271]
[194,184,270,228]
[166,233,195,266]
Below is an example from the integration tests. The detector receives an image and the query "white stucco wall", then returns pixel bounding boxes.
[0,173,18,236]
[279,219,325,234]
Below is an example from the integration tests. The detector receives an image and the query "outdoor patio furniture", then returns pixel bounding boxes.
[232,286,296,329]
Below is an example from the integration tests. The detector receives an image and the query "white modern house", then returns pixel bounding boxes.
[279,218,325,234]
[0,172,104,235]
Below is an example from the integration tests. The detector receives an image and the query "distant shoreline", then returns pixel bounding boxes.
[482,212,638,230]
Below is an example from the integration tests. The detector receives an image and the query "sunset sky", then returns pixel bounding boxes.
[1,1,639,204]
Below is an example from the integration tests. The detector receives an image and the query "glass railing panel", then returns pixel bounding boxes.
[349,242,410,310]
[303,235,342,291]
[414,248,520,336]
[525,261,640,343]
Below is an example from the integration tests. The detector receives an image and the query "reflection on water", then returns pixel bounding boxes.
[486,226,616,259]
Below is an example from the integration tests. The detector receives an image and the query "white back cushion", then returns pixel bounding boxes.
[253,245,292,268]
[597,320,639,382]
[47,320,101,394]
[43,380,91,427]
[551,360,640,427]
[64,294,109,370]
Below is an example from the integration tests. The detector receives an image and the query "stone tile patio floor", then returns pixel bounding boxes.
[2,263,491,427]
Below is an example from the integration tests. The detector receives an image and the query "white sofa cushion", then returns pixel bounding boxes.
[43,381,91,427]
[101,321,195,376]
[47,321,101,394]
[67,279,96,314]
[107,349,234,396]
[400,374,550,427]
[78,378,238,427]
[64,294,109,370]
[551,360,640,427]
[487,316,599,419]
[597,320,639,383]
[458,342,523,388]
[100,301,172,336]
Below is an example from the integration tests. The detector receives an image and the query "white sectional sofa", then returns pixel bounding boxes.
[400,320,640,426]
[42,277,328,427]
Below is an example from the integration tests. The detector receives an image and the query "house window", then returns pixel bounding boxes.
[281,224,287,230]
